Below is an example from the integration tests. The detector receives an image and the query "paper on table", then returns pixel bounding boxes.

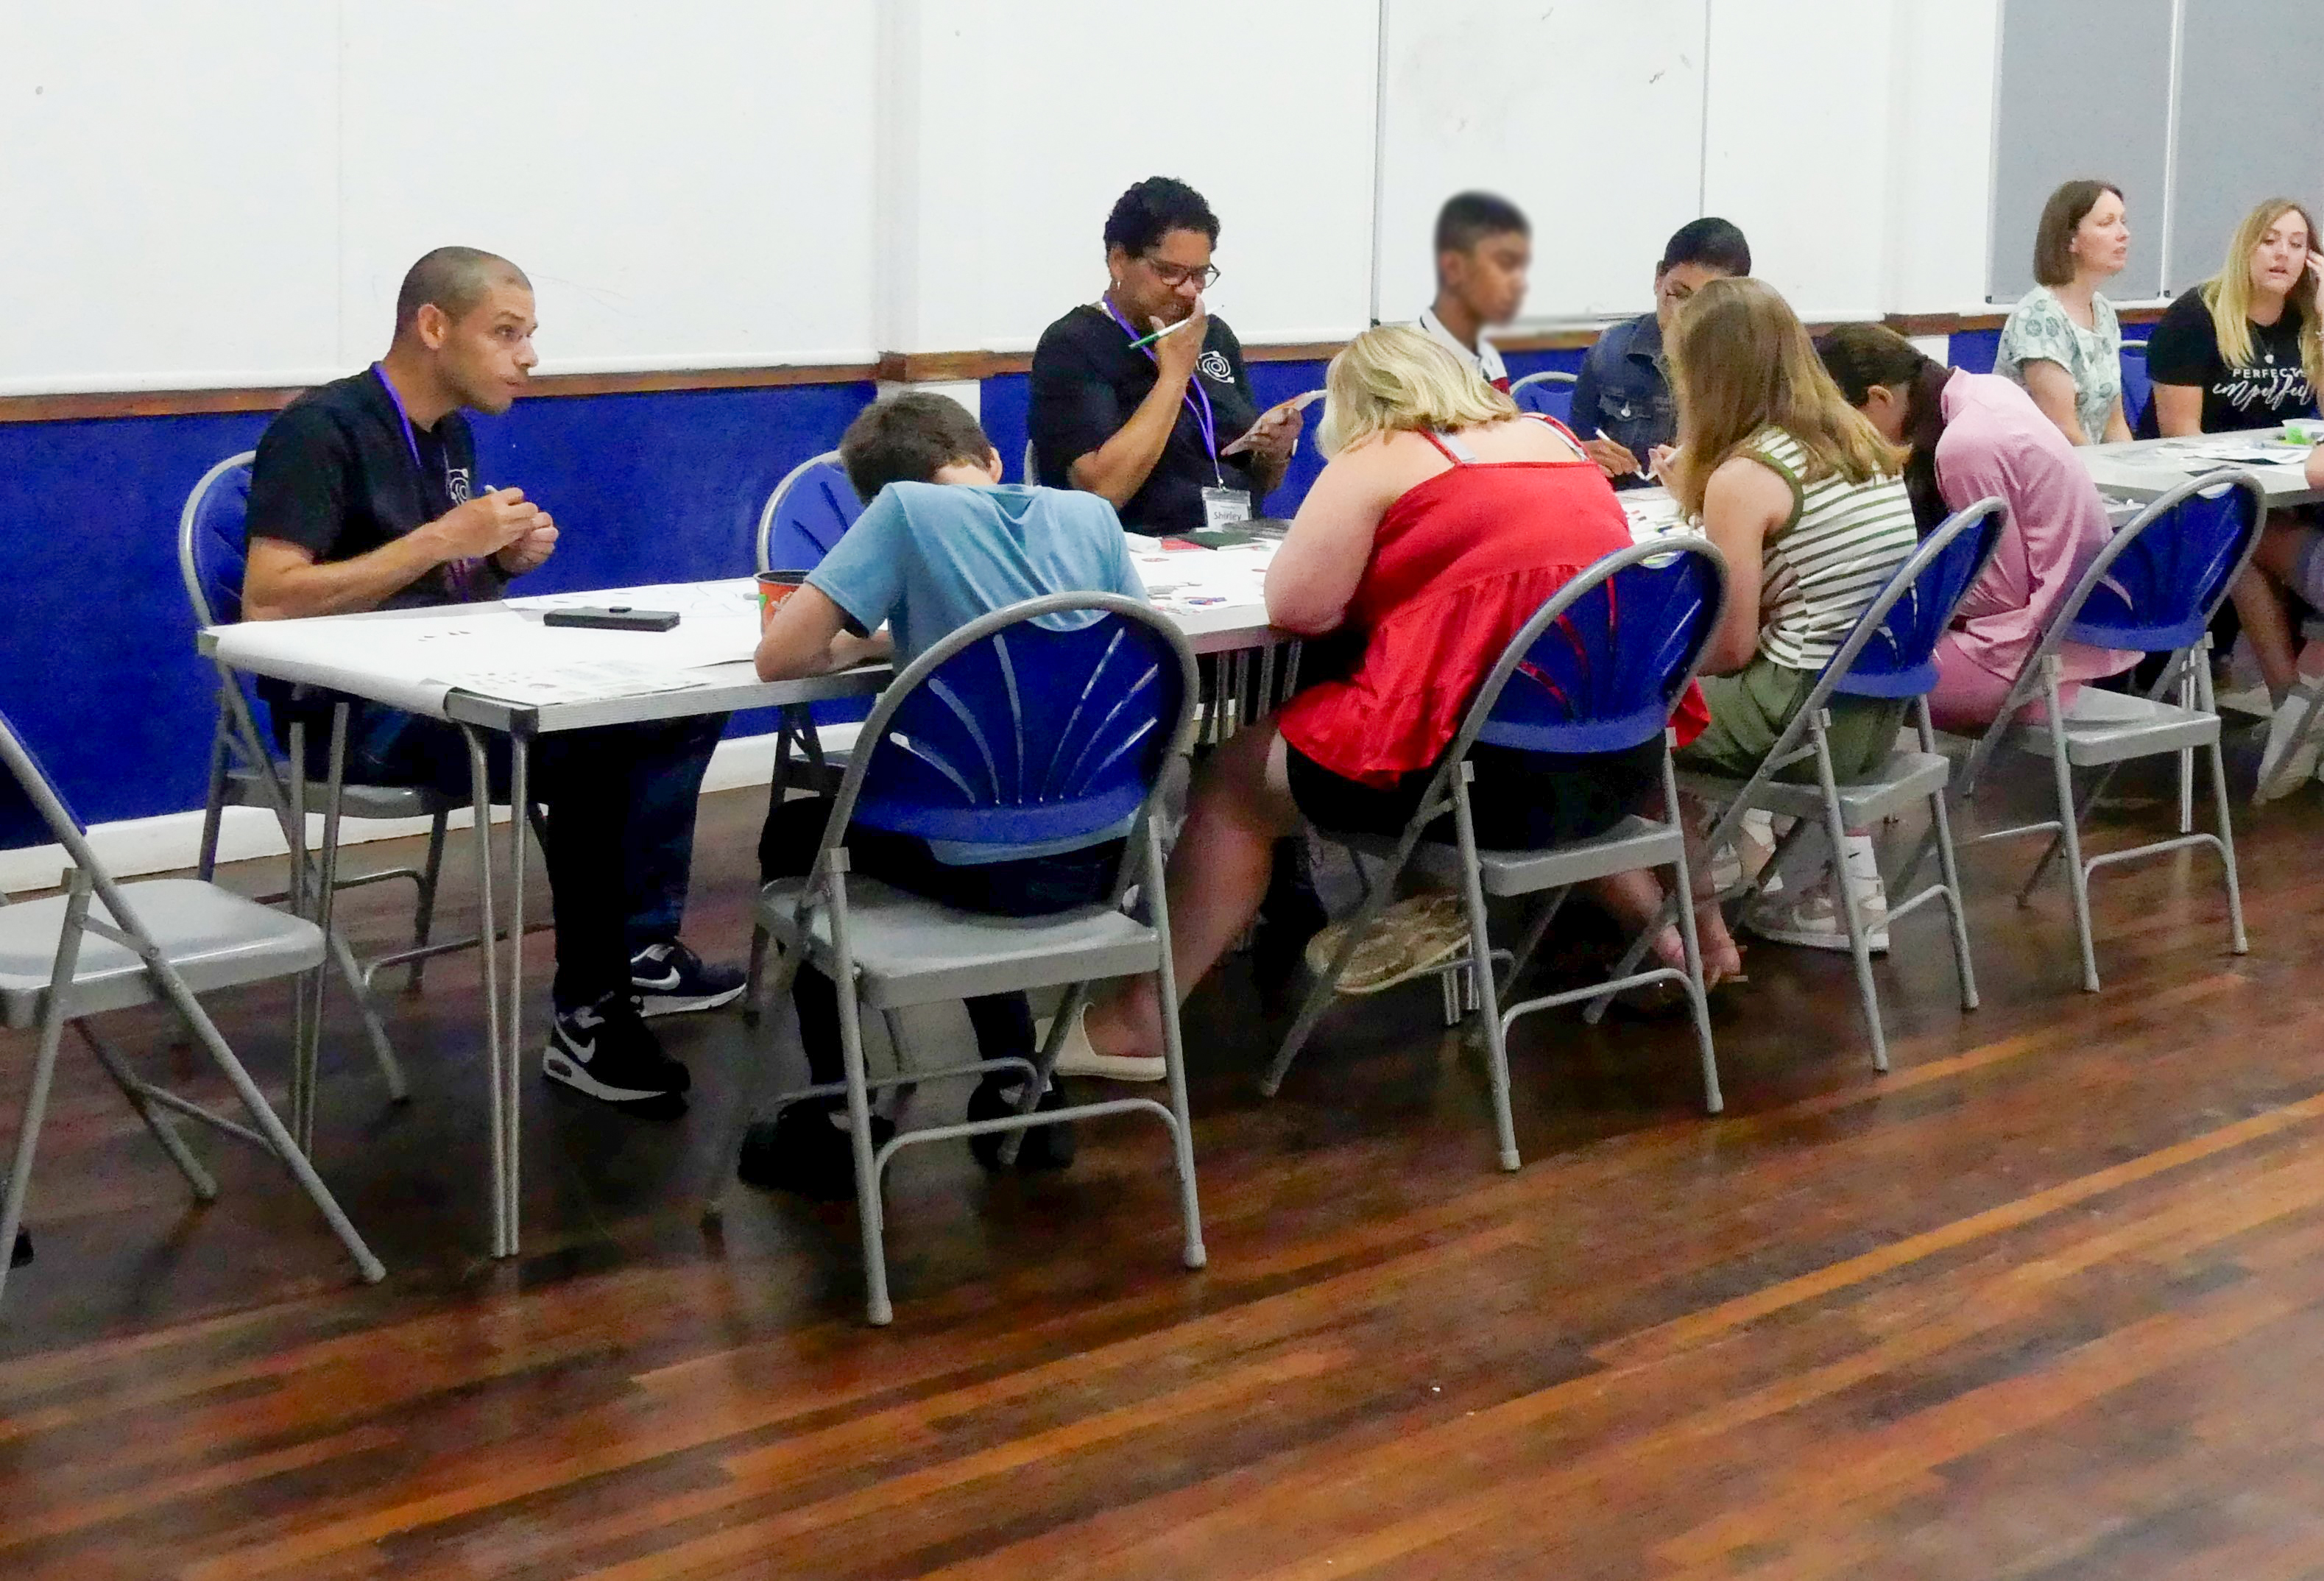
[447,659,709,706]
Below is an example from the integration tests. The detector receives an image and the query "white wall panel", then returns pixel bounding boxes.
[0,2,339,393]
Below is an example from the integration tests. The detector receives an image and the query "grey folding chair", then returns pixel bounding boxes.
[1266,537,1732,1166]
[715,593,1205,1326]
[1939,471,2264,991]
[0,707,384,1310]
[1591,499,2009,1072]
[1022,439,1038,484]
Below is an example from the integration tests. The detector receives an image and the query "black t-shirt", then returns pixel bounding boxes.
[2140,284,2319,436]
[1027,303,1264,534]
[245,368,504,609]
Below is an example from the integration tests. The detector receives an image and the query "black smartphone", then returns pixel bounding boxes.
[541,606,681,632]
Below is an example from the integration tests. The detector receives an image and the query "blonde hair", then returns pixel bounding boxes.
[2201,198,2324,397]
[1317,324,1516,456]
[1666,276,1904,519]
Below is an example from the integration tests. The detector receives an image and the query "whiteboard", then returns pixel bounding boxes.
[0,3,340,394]
[1374,0,1712,325]
[1701,0,1894,322]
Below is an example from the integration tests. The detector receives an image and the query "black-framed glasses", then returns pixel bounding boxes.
[1142,255,1221,291]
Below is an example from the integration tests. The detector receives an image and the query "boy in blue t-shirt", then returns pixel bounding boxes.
[744,393,1150,1200]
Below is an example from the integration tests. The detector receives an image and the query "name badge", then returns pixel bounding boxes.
[1201,487,1253,531]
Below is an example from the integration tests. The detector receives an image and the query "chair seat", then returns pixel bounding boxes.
[2005,688,2217,767]
[1682,751,1951,827]
[757,877,1160,1009]
[0,880,326,1029]
[1337,815,1685,898]
[224,765,456,819]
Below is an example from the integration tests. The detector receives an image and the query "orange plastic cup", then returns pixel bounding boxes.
[756,570,809,630]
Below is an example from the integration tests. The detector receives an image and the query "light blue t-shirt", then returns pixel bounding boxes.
[808,482,1145,666]
[808,481,1149,862]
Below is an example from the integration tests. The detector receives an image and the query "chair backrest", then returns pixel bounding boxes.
[1458,536,1728,760]
[755,451,862,574]
[1829,498,2008,698]
[1511,369,1577,424]
[178,451,257,628]
[0,707,88,859]
[2118,340,2151,438]
[819,595,1197,863]
[2060,469,2265,654]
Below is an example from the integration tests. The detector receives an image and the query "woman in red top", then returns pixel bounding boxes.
[1076,326,1739,1064]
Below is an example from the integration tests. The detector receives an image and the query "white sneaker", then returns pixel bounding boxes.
[1039,1007,1165,1083]
[2255,687,2324,803]
[1742,833,1889,954]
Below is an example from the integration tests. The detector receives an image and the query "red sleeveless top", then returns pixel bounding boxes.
[1276,420,1708,786]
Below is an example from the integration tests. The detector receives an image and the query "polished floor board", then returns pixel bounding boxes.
[4,765,2324,1577]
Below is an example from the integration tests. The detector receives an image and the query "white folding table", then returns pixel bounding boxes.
[203,573,1286,1257]
[2079,429,2323,509]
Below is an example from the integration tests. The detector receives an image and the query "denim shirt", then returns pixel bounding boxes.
[1568,311,1676,487]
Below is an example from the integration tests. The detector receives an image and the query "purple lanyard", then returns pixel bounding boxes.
[1101,297,1224,486]
[372,364,478,598]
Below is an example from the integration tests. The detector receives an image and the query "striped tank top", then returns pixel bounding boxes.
[1742,425,1918,671]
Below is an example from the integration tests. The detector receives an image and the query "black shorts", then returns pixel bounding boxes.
[1284,738,1661,851]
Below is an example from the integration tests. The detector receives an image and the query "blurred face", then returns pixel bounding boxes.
[2248,208,2312,302]
[422,280,537,415]
[1108,227,1215,328]
[1441,230,1531,325]
[1655,261,1731,336]
[2069,191,2130,277]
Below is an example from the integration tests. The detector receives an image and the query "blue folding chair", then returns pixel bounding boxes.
[1946,471,2264,991]
[0,707,384,1309]
[755,451,862,575]
[1594,499,2008,1072]
[1266,536,1731,1164]
[2118,340,2151,439]
[721,593,1204,1325]
[1511,369,1578,424]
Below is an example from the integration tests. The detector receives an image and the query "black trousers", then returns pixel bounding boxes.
[758,796,1124,1087]
[282,700,725,1010]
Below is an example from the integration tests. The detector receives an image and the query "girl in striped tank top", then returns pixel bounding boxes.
[1665,276,1919,782]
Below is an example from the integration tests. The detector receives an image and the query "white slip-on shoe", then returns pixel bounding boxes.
[2256,686,2324,803]
[1741,833,1890,954]
[1040,1006,1165,1083]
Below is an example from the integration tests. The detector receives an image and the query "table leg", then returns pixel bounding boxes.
[1257,640,1279,721]
[460,726,509,1259]
[502,729,530,1256]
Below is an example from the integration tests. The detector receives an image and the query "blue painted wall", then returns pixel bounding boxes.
[0,381,874,827]
[7,321,2017,832]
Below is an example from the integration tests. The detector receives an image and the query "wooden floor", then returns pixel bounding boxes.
[7,754,2324,1578]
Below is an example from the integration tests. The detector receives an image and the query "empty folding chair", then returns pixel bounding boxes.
[716,593,1204,1325]
[1266,536,1731,1166]
[0,707,383,1310]
[1594,499,2008,1072]
[1942,471,2263,991]
[1510,369,1578,424]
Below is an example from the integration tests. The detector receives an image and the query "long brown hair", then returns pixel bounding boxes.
[1667,277,1904,519]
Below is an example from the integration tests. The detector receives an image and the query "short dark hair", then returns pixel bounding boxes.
[1103,177,1220,258]
[1813,322,1934,406]
[395,247,531,336]
[2032,179,2122,287]
[1659,218,1752,278]
[1435,191,1530,257]
[838,392,994,503]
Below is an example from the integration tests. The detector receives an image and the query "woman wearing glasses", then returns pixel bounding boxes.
[1029,176,1306,534]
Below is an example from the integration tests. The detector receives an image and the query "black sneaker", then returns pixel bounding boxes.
[9,1229,28,1269]
[966,1074,1077,1173]
[543,997,691,1112]
[629,941,747,1019]
[737,1102,894,1200]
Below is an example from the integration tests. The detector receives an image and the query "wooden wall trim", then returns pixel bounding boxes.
[0,307,2141,424]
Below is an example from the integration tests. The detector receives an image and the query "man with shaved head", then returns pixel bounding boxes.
[243,247,742,1116]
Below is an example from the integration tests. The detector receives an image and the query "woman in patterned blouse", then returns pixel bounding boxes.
[1993,180,2133,446]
